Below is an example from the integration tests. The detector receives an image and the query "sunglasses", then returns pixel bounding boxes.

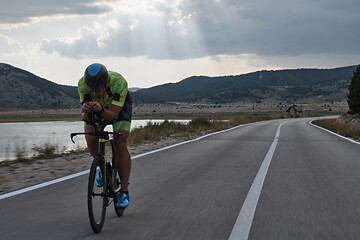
[88,84,105,93]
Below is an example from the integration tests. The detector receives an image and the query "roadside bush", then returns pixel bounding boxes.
[129,120,187,145]
[32,143,59,159]
[189,117,211,127]
[348,65,360,114]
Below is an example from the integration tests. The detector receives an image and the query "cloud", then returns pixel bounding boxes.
[41,27,102,58]
[0,0,113,24]
[38,0,360,60]
[0,34,23,53]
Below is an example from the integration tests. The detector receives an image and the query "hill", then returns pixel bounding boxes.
[132,65,358,104]
[0,63,79,111]
[0,63,358,111]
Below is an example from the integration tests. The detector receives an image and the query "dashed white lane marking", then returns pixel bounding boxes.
[228,121,286,240]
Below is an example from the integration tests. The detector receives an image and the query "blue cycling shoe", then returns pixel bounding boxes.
[116,191,130,209]
[95,170,103,187]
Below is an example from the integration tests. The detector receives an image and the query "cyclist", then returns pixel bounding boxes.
[78,63,132,209]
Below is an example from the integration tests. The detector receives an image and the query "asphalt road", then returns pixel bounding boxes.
[1,118,360,240]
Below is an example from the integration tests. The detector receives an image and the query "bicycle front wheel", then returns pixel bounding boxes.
[88,156,107,233]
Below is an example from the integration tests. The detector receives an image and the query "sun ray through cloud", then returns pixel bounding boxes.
[0,0,358,87]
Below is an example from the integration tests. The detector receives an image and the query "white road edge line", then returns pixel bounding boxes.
[309,121,360,145]
[0,170,89,200]
[0,124,246,200]
[228,121,286,240]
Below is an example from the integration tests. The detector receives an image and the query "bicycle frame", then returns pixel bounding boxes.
[71,124,122,197]
[71,112,124,233]
[98,135,119,199]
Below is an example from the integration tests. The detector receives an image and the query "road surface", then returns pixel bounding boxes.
[1,118,360,240]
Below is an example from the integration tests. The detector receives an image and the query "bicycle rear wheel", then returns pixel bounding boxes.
[109,142,124,217]
[113,171,124,217]
[88,156,107,233]
[114,197,125,217]
[108,162,123,217]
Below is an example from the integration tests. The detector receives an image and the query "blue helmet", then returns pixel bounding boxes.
[84,63,108,91]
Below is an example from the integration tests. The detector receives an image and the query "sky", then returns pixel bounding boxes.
[0,0,359,88]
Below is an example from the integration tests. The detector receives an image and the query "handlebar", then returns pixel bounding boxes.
[70,108,122,144]
[70,131,123,143]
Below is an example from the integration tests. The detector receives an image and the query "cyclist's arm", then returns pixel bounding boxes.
[89,101,121,122]
[78,79,94,122]
[99,72,128,121]
[101,103,122,122]
[82,112,90,122]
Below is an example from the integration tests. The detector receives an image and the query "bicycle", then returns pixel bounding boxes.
[71,115,124,233]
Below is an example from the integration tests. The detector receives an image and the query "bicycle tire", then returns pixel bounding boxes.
[110,162,124,217]
[108,144,124,217]
[114,198,125,217]
[113,181,124,217]
[88,156,107,233]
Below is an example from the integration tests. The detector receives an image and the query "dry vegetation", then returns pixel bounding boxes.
[132,101,348,118]
[312,114,360,141]
[0,102,354,165]
[1,107,358,194]
[128,115,278,146]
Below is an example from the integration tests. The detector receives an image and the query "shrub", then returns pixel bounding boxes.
[348,65,360,114]
[32,143,59,159]
[189,117,210,127]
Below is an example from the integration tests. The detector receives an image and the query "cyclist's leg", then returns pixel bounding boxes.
[84,123,99,156]
[113,121,131,192]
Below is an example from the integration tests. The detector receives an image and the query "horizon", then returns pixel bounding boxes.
[1,1,360,88]
[1,62,357,89]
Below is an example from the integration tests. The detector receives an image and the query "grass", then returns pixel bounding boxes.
[312,117,360,141]
[1,114,280,167]
[0,142,87,168]
[128,118,218,145]
[4,113,357,168]
[32,143,60,159]
[128,115,280,146]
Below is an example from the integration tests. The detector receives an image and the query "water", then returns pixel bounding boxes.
[0,119,189,161]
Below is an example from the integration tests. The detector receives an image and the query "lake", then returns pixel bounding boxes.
[0,120,189,161]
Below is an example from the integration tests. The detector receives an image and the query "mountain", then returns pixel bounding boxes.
[0,63,358,111]
[129,87,142,92]
[0,63,79,111]
[131,65,358,104]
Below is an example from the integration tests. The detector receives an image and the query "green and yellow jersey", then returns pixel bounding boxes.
[78,71,132,131]
[78,71,129,108]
